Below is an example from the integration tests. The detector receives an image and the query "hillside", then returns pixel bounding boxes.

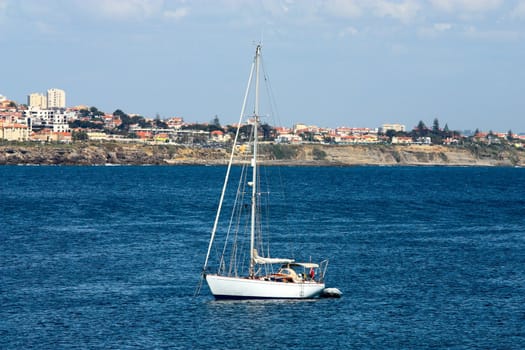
[0,142,523,166]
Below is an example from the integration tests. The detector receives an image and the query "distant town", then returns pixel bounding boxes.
[1,89,524,148]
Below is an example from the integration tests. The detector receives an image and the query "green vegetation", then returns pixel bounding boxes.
[72,130,88,141]
[78,106,104,118]
[70,120,104,130]
[262,144,299,160]
[383,118,462,144]
[312,147,327,160]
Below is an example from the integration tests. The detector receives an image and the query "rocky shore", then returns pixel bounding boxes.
[0,142,523,166]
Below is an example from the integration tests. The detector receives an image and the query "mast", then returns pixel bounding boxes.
[249,44,261,277]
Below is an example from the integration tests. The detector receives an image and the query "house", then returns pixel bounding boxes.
[135,131,152,140]
[276,133,302,143]
[154,133,170,143]
[416,137,432,145]
[0,121,29,141]
[357,133,379,143]
[443,137,460,145]
[274,126,292,135]
[30,129,71,142]
[87,132,109,141]
[391,136,413,144]
[337,135,357,144]
[210,130,230,142]
[167,117,184,129]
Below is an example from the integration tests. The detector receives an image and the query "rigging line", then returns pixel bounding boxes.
[260,58,299,260]
[260,57,295,258]
[201,54,256,275]
[194,280,203,297]
[220,160,247,274]
[259,55,282,260]
[260,54,281,128]
[225,162,249,276]
[261,172,272,268]
[259,51,296,261]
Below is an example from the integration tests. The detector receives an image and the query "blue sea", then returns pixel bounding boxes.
[1,165,524,349]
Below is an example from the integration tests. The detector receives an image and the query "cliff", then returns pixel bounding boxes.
[0,142,523,166]
[273,144,525,167]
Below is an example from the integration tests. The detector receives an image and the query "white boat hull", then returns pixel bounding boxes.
[205,274,325,299]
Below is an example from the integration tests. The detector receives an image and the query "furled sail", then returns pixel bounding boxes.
[253,249,294,265]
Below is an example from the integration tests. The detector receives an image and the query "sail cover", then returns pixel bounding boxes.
[253,249,294,265]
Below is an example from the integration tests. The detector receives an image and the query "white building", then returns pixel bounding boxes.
[391,136,413,144]
[28,93,48,109]
[24,107,75,132]
[276,133,302,143]
[380,123,406,133]
[47,88,66,108]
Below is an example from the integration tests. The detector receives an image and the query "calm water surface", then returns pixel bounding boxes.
[1,166,524,349]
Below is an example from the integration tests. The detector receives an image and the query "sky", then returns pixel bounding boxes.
[1,0,525,133]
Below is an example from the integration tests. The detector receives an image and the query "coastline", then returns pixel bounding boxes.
[0,142,523,167]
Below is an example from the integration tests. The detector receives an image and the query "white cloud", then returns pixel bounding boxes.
[434,22,453,31]
[429,0,503,13]
[76,0,165,21]
[261,0,292,17]
[323,0,421,23]
[371,0,421,23]
[164,7,189,21]
[324,0,363,18]
[418,22,453,38]
[339,26,359,38]
[511,0,525,19]
[462,25,521,41]
[0,0,7,23]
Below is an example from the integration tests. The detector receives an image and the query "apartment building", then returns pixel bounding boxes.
[24,107,75,132]
[28,93,48,109]
[47,88,66,108]
[380,123,406,133]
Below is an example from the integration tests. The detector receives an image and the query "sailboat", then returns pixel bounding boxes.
[200,45,328,299]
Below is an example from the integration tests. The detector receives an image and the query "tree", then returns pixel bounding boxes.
[507,130,514,140]
[385,129,397,139]
[432,118,440,133]
[89,106,104,116]
[153,114,168,129]
[239,124,253,141]
[260,123,275,141]
[69,120,104,129]
[114,109,131,132]
[301,131,315,142]
[413,120,428,138]
[211,115,221,129]
[72,130,88,141]
[78,109,90,118]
